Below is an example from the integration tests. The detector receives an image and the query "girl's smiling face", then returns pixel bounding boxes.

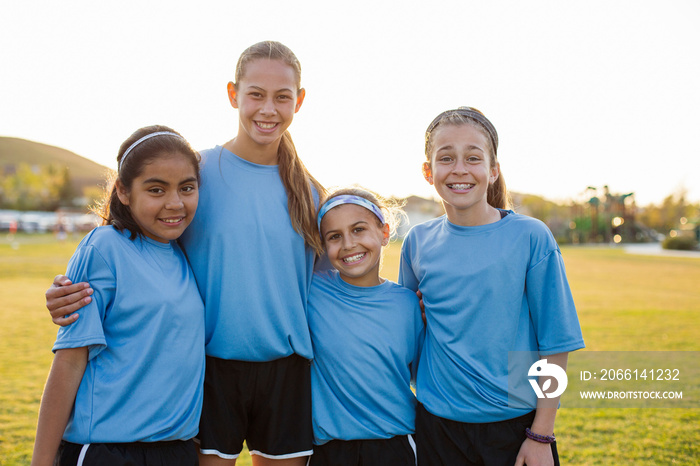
[320,204,390,287]
[424,124,500,225]
[117,152,199,243]
[228,58,305,159]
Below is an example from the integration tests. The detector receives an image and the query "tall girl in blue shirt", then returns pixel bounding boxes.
[44,41,324,466]
[399,107,584,466]
[309,187,423,466]
[32,126,205,466]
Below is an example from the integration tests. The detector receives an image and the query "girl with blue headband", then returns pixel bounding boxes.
[400,107,584,466]
[308,187,424,466]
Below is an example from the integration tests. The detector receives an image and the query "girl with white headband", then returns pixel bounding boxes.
[32,126,204,466]
[308,187,423,466]
[44,41,324,465]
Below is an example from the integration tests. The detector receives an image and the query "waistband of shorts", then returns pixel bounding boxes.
[61,439,194,449]
[205,353,310,365]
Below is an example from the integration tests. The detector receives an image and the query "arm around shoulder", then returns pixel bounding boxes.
[46,275,93,326]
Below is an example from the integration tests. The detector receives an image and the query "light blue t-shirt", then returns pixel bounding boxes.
[399,212,584,423]
[53,226,205,443]
[179,146,315,361]
[308,270,424,445]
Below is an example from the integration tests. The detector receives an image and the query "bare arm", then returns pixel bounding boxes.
[46,275,93,326]
[31,347,88,466]
[514,352,569,466]
[416,290,426,324]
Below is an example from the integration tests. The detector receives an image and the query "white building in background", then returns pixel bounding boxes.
[0,209,99,233]
[396,195,444,238]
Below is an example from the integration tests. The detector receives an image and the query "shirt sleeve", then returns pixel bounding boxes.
[398,235,420,292]
[525,248,585,355]
[53,244,116,360]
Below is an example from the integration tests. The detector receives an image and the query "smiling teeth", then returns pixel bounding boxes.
[162,218,182,223]
[257,122,276,129]
[449,183,474,189]
[343,253,365,263]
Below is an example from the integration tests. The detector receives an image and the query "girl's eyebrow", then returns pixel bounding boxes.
[142,176,198,185]
[437,144,484,153]
[247,85,295,94]
[142,177,169,184]
[323,220,369,236]
[322,228,339,238]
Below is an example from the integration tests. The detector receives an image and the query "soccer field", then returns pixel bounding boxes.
[1,235,698,465]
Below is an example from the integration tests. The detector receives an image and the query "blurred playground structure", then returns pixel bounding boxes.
[566,186,699,246]
[568,186,654,244]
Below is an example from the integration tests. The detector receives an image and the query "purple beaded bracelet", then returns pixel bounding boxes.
[525,427,556,444]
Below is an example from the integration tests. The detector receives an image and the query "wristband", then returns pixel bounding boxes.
[525,427,556,444]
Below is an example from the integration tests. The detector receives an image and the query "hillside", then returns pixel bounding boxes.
[0,136,111,193]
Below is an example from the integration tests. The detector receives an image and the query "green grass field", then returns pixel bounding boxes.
[1,234,699,464]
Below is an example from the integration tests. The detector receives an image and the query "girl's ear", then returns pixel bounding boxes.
[381,222,390,246]
[489,161,500,185]
[422,162,433,185]
[295,88,306,113]
[115,179,130,206]
[227,82,238,109]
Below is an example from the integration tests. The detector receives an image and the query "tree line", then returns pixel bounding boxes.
[2,163,697,240]
[0,163,78,211]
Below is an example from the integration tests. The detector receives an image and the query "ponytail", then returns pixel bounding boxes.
[488,171,510,210]
[278,131,326,255]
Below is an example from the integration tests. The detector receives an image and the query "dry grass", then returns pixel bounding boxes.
[2,235,699,464]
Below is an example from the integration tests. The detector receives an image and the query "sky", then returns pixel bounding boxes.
[1,0,699,207]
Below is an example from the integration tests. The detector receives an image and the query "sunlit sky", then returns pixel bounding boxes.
[1,1,699,207]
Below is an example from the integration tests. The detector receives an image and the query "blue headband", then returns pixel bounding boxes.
[317,195,385,230]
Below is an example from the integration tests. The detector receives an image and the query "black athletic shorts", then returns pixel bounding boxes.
[57,439,198,465]
[415,404,560,465]
[196,354,313,460]
[309,435,417,466]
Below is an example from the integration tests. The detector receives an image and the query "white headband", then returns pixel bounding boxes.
[119,131,184,170]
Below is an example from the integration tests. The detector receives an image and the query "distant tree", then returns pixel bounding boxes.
[510,193,574,242]
[512,193,570,222]
[57,166,76,207]
[0,162,70,210]
[637,188,699,233]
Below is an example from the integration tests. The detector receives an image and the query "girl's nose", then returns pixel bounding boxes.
[452,159,469,175]
[260,98,277,115]
[165,193,185,209]
[342,235,355,250]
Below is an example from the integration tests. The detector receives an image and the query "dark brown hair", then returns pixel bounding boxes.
[235,41,326,255]
[425,108,510,209]
[94,125,201,240]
